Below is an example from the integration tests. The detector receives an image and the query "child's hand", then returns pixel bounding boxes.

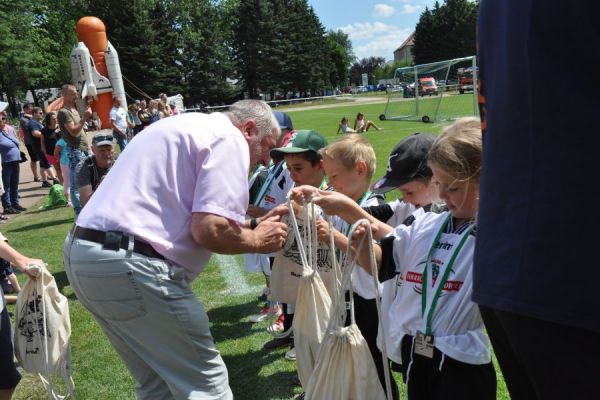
[349,224,368,258]
[316,219,330,243]
[311,191,354,216]
[289,186,319,203]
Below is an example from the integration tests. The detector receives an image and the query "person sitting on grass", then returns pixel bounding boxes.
[336,117,356,134]
[354,112,382,132]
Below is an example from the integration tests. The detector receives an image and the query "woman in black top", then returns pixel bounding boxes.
[40,111,62,184]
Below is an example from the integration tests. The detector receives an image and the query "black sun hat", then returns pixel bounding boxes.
[371,132,436,194]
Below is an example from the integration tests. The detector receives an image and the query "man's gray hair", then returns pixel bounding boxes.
[225,100,281,141]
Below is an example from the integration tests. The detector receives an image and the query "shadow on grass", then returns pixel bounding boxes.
[6,218,73,232]
[208,300,300,399]
[23,206,73,215]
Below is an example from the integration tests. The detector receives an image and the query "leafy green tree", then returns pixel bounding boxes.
[412,0,478,64]
[325,30,354,89]
[0,0,76,112]
[175,0,237,105]
[349,57,386,86]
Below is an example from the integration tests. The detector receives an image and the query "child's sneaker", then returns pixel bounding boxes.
[268,313,285,333]
[250,303,281,323]
[285,346,296,361]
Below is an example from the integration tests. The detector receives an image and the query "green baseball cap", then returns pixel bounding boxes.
[270,130,328,158]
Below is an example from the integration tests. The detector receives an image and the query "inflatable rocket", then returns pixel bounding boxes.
[70,17,126,129]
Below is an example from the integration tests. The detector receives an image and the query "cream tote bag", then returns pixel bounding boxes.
[15,264,76,400]
[270,201,337,305]
[287,198,336,388]
[305,219,394,400]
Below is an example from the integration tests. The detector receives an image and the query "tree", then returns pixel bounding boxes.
[175,0,237,104]
[325,30,354,89]
[412,0,478,64]
[230,0,330,98]
[82,0,183,100]
[349,57,386,86]
[0,0,76,112]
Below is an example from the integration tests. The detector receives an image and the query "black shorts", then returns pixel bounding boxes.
[25,144,38,162]
[0,307,21,390]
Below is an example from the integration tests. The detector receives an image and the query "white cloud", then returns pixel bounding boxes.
[339,22,412,60]
[401,4,421,14]
[373,4,396,18]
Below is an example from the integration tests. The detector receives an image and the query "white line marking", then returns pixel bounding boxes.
[214,254,263,296]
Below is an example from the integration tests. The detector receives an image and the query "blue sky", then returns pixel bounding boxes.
[308,0,439,62]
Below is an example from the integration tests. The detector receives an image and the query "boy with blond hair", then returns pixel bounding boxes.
[317,134,398,400]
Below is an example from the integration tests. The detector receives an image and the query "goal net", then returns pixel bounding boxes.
[379,56,479,123]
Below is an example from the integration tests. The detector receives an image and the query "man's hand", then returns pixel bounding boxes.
[259,204,289,222]
[253,216,287,253]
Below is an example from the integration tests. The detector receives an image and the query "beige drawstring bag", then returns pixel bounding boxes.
[14,263,76,400]
[305,219,394,400]
[288,198,335,388]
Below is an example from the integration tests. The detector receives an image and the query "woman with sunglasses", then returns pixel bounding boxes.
[0,105,26,215]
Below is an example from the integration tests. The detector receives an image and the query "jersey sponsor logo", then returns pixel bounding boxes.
[264,195,276,205]
[406,271,463,294]
[434,240,453,251]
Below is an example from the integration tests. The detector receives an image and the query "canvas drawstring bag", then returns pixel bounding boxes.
[14,263,76,399]
[305,219,394,400]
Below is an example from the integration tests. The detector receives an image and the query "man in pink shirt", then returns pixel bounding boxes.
[63,100,287,400]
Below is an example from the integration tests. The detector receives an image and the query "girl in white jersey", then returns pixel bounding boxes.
[353,117,496,400]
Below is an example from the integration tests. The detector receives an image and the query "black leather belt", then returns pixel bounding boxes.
[73,226,164,260]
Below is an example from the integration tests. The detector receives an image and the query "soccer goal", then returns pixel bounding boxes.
[379,56,479,123]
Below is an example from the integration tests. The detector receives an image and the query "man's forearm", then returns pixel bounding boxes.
[192,213,265,254]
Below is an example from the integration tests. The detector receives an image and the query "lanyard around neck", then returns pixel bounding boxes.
[421,213,474,336]
[252,161,283,206]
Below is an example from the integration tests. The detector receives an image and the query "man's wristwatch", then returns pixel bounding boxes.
[250,218,258,230]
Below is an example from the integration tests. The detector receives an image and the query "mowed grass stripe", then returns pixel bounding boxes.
[214,254,263,296]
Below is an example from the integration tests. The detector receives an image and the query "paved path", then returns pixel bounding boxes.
[3,130,97,221]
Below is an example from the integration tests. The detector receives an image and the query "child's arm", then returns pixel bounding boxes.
[53,143,63,160]
[349,223,382,275]
[290,186,394,240]
[316,219,348,251]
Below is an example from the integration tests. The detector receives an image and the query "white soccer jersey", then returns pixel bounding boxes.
[244,163,294,274]
[384,211,490,366]
[331,193,384,300]
[385,199,416,228]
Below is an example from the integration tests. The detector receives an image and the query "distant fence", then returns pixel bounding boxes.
[184,93,350,113]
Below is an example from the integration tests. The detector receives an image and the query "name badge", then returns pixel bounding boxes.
[414,331,434,358]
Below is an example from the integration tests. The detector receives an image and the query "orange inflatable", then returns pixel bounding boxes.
[76,17,113,129]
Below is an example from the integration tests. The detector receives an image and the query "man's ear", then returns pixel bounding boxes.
[240,119,257,139]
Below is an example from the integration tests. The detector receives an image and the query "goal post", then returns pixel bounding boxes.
[379,56,479,123]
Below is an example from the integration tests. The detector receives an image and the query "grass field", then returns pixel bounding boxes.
[6,102,507,399]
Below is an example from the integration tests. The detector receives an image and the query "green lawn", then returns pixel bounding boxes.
[6,103,507,399]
